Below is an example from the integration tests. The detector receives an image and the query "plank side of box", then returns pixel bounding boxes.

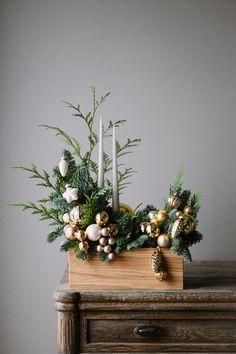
[68,248,183,290]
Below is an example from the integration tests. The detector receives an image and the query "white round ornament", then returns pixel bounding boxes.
[62,213,70,223]
[103,245,112,254]
[64,225,76,240]
[86,224,101,241]
[59,157,69,177]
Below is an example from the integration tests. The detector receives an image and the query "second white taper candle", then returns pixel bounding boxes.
[112,124,119,212]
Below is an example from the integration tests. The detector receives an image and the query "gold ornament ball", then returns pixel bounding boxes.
[79,241,89,253]
[156,210,168,224]
[183,214,196,235]
[74,230,87,241]
[184,205,194,215]
[156,271,167,281]
[157,234,171,248]
[108,224,118,237]
[168,195,181,209]
[176,210,183,218]
[95,211,109,227]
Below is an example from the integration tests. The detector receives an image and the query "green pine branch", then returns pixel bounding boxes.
[169,167,184,195]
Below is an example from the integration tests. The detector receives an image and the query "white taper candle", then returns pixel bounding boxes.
[112,124,119,212]
[98,114,104,188]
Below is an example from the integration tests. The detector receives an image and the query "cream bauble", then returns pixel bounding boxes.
[157,234,171,248]
[62,213,70,223]
[85,224,101,241]
[64,225,77,241]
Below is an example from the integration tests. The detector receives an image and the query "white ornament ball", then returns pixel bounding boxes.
[103,245,112,254]
[108,237,116,245]
[101,227,110,237]
[108,252,116,261]
[99,237,108,246]
[59,157,69,177]
[64,225,76,241]
[86,224,101,241]
[97,245,104,253]
[157,234,171,248]
[62,213,70,223]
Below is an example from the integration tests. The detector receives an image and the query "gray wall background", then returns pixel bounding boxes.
[1,0,236,353]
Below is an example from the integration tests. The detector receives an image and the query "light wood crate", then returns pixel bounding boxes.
[68,248,183,290]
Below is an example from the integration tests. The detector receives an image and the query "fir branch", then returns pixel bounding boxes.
[169,167,184,195]
[104,120,126,136]
[190,190,202,216]
[11,202,63,225]
[60,240,77,252]
[185,231,203,247]
[47,227,64,243]
[12,164,57,192]
[179,190,191,209]
[116,138,141,158]
[40,125,82,159]
[127,235,148,250]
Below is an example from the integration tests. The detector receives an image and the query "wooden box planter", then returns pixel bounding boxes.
[68,248,183,290]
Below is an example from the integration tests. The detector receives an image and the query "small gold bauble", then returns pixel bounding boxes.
[176,210,183,218]
[183,214,196,235]
[140,222,148,233]
[168,195,181,209]
[79,241,89,253]
[157,234,171,248]
[74,230,87,241]
[183,205,194,215]
[156,271,167,281]
[156,210,168,224]
[108,224,118,237]
[95,211,109,227]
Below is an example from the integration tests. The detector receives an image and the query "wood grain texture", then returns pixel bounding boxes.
[68,248,183,290]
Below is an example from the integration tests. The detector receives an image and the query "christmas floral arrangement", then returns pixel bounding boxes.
[12,87,203,279]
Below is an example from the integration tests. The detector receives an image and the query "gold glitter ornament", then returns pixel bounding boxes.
[183,214,196,235]
[184,205,194,215]
[108,224,118,237]
[74,230,87,241]
[157,234,171,248]
[79,241,89,253]
[156,210,168,224]
[176,210,183,218]
[95,211,109,227]
[151,247,167,281]
[146,222,159,238]
[168,195,181,209]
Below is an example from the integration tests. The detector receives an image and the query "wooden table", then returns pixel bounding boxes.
[54,261,236,353]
